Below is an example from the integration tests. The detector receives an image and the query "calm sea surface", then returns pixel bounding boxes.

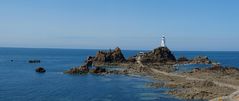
[0,48,238,101]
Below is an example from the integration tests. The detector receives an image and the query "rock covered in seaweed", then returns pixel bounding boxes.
[93,47,126,63]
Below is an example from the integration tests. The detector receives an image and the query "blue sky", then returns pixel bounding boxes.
[0,0,238,51]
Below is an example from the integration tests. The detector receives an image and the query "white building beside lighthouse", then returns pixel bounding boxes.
[160,35,166,47]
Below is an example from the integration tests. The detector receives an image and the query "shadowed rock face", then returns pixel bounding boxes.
[94,47,126,63]
[140,47,176,63]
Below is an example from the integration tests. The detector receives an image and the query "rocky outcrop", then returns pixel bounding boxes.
[177,56,212,64]
[65,66,108,74]
[93,47,126,63]
[65,56,109,74]
[139,47,176,63]
[190,64,239,75]
[190,56,211,64]
[91,67,106,73]
[35,67,46,73]
[64,66,89,74]
[209,65,239,75]
[86,56,94,67]
[29,60,41,63]
[177,56,189,63]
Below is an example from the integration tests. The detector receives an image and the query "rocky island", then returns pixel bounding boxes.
[65,36,239,101]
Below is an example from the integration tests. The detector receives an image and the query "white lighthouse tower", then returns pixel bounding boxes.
[160,35,166,47]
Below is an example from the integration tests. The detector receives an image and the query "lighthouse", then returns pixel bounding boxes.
[160,35,166,47]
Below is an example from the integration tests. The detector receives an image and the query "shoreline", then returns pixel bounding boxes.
[89,63,239,100]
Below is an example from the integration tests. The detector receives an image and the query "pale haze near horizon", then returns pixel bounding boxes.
[0,0,238,51]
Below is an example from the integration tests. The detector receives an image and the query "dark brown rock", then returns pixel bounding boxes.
[190,56,212,64]
[209,64,223,70]
[94,47,126,63]
[64,66,89,74]
[86,56,94,67]
[35,67,46,73]
[177,56,189,62]
[139,47,176,63]
[29,60,41,63]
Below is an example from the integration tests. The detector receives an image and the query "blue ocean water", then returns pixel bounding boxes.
[0,48,238,101]
[174,51,239,72]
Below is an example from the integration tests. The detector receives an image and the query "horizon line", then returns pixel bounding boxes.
[0,46,238,52]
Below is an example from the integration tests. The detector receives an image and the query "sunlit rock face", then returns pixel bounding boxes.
[94,47,126,63]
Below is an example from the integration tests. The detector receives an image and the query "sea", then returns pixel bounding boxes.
[0,48,238,101]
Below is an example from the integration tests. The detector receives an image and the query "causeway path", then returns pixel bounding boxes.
[149,67,239,101]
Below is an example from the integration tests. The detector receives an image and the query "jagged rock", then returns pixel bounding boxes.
[65,56,93,74]
[93,47,126,63]
[65,54,111,74]
[65,66,89,74]
[86,56,94,67]
[190,56,211,64]
[65,56,108,74]
[35,67,46,73]
[65,66,108,74]
[138,47,176,63]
